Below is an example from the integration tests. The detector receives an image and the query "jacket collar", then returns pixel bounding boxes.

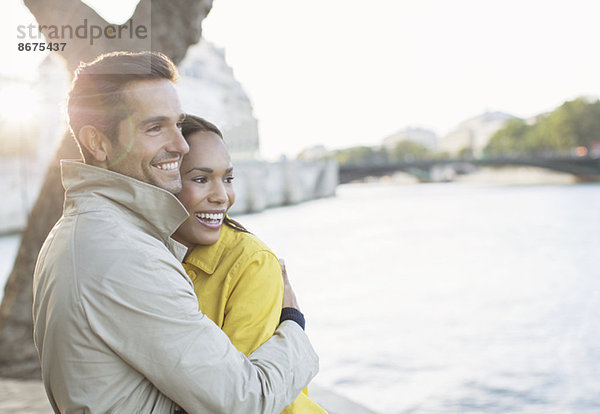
[182,226,232,275]
[61,160,190,250]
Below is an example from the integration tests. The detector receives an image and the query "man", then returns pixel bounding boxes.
[32,51,318,413]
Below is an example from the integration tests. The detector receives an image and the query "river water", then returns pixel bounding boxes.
[234,182,600,413]
[1,182,599,413]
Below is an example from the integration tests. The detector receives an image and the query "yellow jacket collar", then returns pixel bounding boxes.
[183,227,232,275]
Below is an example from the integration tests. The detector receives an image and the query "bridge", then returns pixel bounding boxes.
[338,156,600,184]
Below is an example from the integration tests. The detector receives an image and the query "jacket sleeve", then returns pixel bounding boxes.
[79,246,318,414]
[222,250,284,356]
[222,251,325,414]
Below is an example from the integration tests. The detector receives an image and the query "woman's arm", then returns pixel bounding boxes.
[219,250,327,413]
[223,250,284,356]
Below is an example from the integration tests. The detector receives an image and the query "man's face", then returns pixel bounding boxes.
[105,79,189,194]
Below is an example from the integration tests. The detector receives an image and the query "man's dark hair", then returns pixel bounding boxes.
[67,51,178,162]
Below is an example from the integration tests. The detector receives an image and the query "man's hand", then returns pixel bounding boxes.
[280,259,300,311]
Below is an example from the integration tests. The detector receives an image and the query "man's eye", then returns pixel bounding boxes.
[147,125,161,133]
[192,177,207,184]
[225,176,235,183]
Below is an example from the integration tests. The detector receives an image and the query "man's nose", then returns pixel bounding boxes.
[167,127,189,156]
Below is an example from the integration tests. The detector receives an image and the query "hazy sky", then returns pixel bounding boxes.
[3,0,600,159]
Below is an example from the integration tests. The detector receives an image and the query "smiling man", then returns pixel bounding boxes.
[32,51,318,414]
[102,79,187,192]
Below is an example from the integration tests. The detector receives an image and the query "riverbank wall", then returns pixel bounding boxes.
[228,158,338,214]
[0,156,339,235]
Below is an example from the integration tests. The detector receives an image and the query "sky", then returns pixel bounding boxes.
[2,0,600,159]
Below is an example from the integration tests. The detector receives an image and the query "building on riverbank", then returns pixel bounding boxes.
[0,41,338,235]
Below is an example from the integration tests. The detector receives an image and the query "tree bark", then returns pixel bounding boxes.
[0,0,212,379]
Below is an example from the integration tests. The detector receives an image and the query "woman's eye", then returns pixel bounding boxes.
[192,177,207,184]
[225,176,235,183]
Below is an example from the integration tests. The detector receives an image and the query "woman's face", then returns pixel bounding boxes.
[173,130,236,247]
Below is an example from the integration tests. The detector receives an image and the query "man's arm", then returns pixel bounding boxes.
[80,251,318,413]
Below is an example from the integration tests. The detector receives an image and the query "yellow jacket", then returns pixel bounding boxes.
[183,224,326,413]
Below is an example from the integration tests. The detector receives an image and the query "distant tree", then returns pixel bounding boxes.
[430,150,450,160]
[484,97,600,157]
[457,146,474,159]
[389,140,429,161]
[484,118,531,157]
[375,147,390,163]
[538,97,600,151]
[0,0,213,379]
[336,146,381,165]
[578,99,600,147]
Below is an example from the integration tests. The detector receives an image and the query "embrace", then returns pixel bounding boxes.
[32,51,325,413]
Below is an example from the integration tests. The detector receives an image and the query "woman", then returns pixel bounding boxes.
[173,114,325,413]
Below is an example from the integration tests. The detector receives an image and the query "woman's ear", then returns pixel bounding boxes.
[78,126,111,166]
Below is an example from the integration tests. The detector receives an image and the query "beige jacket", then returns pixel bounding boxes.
[33,160,318,414]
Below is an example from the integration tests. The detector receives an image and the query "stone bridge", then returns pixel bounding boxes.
[339,156,600,183]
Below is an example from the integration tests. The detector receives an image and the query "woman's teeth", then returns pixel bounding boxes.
[195,213,224,222]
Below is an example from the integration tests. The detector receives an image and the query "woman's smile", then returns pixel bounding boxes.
[173,129,236,247]
[194,210,226,229]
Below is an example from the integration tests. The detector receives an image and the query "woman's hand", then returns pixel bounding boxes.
[280,259,301,311]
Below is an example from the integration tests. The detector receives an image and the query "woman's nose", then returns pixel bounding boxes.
[208,182,228,204]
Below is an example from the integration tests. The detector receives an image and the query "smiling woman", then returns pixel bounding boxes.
[0,81,41,156]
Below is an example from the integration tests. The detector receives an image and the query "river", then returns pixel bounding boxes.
[2,181,599,413]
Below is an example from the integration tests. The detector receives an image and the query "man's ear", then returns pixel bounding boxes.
[78,126,111,166]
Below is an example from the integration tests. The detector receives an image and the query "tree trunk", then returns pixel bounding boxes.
[0,0,213,379]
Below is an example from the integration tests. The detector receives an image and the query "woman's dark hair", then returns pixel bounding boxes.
[67,51,179,163]
[180,114,250,234]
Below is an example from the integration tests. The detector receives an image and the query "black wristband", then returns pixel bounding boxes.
[280,307,305,330]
